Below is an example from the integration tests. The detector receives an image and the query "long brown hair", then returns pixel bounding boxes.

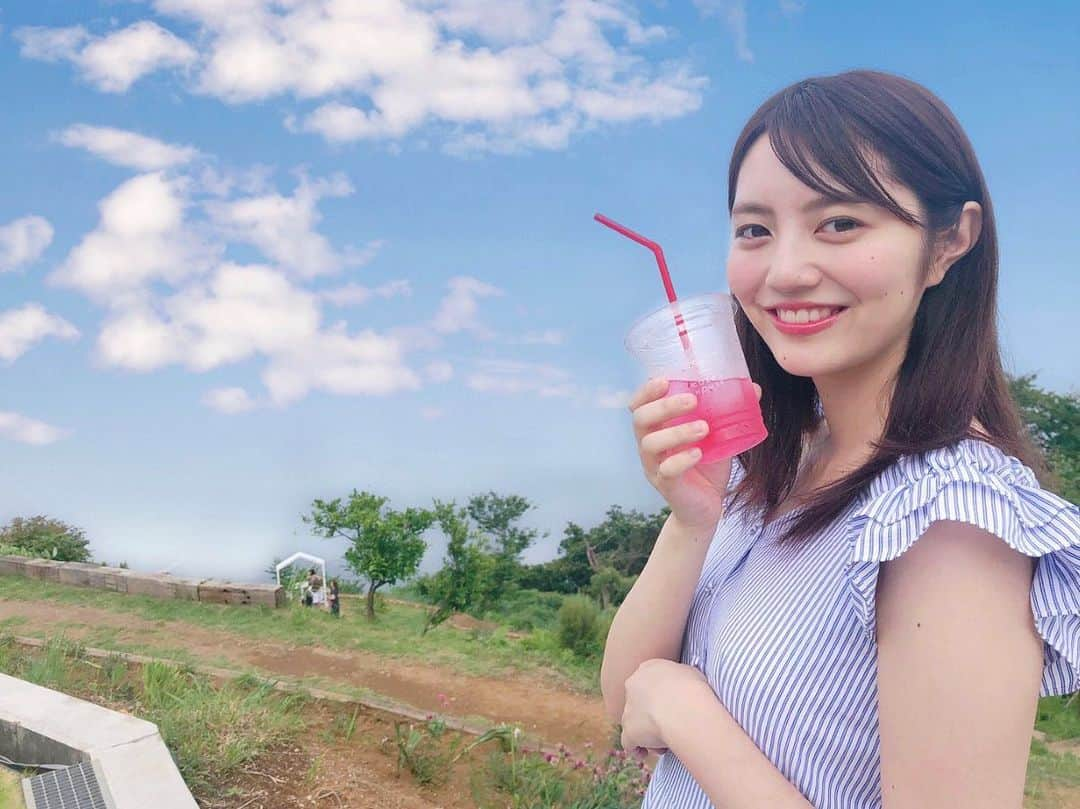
[727,70,1043,541]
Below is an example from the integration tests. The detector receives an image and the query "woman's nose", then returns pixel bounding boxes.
[764,235,822,292]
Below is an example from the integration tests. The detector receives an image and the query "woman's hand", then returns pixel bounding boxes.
[629,377,759,533]
[619,658,714,757]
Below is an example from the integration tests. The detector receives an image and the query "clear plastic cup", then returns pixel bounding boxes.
[625,292,768,464]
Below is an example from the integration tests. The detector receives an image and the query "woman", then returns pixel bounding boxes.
[328,578,341,617]
[601,70,1079,808]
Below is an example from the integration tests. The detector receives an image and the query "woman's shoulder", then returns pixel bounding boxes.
[853,436,1077,560]
[865,437,1057,506]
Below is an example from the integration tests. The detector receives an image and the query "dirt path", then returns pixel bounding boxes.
[0,599,612,752]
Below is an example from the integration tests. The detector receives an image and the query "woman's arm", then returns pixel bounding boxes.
[875,519,1042,808]
[658,682,813,808]
[600,513,715,723]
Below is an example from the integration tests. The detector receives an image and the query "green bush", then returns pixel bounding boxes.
[0,516,91,562]
[488,588,566,632]
[557,595,602,658]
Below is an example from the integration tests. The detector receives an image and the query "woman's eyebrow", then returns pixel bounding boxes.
[731,194,863,218]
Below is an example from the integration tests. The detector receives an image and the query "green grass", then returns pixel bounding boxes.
[1036,694,1080,741]
[0,577,600,692]
[0,766,24,809]
[1026,739,1080,808]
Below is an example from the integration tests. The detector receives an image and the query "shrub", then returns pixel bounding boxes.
[0,516,91,562]
[557,595,602,658]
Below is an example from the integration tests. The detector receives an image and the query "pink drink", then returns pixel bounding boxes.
[664,378,767,464]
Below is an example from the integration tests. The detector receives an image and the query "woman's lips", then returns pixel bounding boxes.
[766,306,846,335]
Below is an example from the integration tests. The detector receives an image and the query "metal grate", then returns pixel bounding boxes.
[23,762,112,809]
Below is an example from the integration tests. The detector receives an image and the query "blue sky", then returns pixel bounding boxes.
[1,0,1076,581]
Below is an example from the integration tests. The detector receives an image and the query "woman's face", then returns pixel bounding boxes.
[726,136,931,382]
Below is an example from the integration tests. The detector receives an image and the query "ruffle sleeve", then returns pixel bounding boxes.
[844,440,1080,696]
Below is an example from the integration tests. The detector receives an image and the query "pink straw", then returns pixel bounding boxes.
[594,212,696,364]
[594,213,678,303]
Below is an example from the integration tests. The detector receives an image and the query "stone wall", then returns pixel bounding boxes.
[0,555,284,608]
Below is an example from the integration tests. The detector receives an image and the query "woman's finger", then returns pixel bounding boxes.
[640,420,708,458]
[752,382,762,401]
[656,447,703,480]
[627,377,668,412]
[632,390,697,439]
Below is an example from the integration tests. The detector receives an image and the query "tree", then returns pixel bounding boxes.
[519,505,669,595]
[1009,375,1079,503]
[587,566,636,610]
[304,491,434,620]
[466,492,542,613]
[0,516,91,562]
[419,501,488,634]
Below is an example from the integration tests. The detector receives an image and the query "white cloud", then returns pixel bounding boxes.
[467,358,576,397]
[93,261,421,405]
[16,0,706,154]
[321,278,410,306]
[0,304,80,363]
[424,360,454,382]
[50,172,217,304]
[0,216,54,272]
[16,21,197,92]
[693,0,754,62]
[202,386,257,413]
[432,275,502,336]
[207,174,361,277]
[261,325,422,405]
[97,263,320,372]
[56,124,200,170]
[0,412,68,445]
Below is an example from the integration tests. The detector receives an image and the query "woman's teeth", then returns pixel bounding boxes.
[776,307,838,324]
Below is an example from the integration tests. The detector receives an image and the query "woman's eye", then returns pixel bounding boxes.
[734,224,770,239]
[820,218,860,234]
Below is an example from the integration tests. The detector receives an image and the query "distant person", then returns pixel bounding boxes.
[308,568,325,609]
[328,578,340,617]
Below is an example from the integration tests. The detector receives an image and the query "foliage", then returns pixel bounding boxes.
[417,492,542,625]
[519,506,667,596]
[476,740,650,808]
[0,515,91,562]
[557,595,603,658]
[304,491,434,620]
[587,567,636,610]
[419,500,489,634]
[1010,374,1080,503]
[467,492,542,613]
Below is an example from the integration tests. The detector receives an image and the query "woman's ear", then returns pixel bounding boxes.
[926,201,982,288]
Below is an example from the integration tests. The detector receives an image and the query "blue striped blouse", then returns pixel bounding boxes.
[641,439,1080,808]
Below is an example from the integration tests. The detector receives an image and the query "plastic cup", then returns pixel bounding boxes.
[625,292,768,464]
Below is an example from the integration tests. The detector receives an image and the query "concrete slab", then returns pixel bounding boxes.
[93,735,196,809]
[0,673,197,808]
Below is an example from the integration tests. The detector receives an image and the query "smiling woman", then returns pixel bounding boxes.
[601,70,1080,809]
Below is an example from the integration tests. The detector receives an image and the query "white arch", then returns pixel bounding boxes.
[275,552,326,595]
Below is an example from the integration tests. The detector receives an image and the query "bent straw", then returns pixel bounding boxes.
[594,213,677,303]
[594,213,697,365]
